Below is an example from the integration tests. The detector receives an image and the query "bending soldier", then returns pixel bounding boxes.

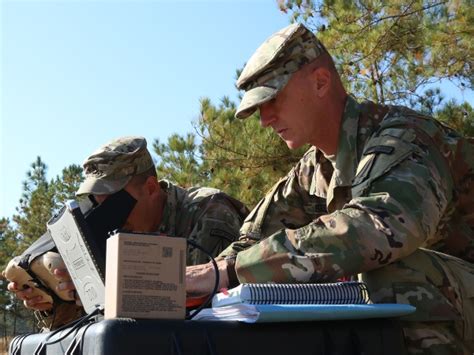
[186,24,474,354]
[7,136,248,329]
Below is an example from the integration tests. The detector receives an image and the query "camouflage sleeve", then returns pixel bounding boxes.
[235,129,453,283]
[218,147,328,258]
[186,193,247,265]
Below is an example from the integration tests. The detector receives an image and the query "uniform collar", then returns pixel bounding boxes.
[157,179,177,235]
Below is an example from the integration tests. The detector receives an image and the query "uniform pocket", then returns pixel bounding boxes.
[352,135,415,197]
[433,253,474,341]
[393,281,462,322]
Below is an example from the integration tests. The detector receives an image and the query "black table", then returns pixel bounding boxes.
[9,317,407,355]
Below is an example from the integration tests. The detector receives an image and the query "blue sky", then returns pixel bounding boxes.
[1,0,472,220]
[0,0,290,218]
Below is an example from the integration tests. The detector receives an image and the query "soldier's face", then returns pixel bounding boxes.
[93,177,162,233]
[259,69,322,149]
[123,178,163,232]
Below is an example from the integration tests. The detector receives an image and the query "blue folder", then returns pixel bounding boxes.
[192,303,416,323]
[255,303,416,323]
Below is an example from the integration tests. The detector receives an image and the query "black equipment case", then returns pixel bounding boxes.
[9,317,407,355]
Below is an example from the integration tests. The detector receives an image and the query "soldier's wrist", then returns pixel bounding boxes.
[225,256,239,289]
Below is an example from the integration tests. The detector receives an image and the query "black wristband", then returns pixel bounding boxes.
[225,256,240,289]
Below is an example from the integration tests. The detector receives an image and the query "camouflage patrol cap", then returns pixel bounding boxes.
[235,23,326,119]
[76,136,154,196]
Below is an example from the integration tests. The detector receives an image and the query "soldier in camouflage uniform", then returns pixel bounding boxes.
[9,136,247,325]
[186,24,474,354]
[75,136,247,265]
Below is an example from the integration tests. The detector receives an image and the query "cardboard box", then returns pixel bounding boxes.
[105,232,186,319]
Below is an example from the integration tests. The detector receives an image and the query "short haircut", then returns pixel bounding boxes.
[130,166,157,186]
[305,51,338,75]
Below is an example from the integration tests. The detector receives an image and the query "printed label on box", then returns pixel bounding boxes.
[105,233,186,319]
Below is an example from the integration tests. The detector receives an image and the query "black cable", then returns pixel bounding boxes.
[9,332,34,355]
[29,237,217,354]
[185,240,219,320]
[65,321,95,355]
[45,308,101,345]
[32,307,102,355]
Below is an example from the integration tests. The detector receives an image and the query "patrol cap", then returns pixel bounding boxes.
[235,23,326,119]
[76,136,154,196]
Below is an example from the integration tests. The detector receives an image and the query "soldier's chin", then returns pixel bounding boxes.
[284,139,304,150]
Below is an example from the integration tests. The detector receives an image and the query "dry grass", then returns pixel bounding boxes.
[0,336,12,355]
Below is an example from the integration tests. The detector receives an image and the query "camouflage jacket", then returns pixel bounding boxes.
[222,96,474,283]
[157,180,248,265]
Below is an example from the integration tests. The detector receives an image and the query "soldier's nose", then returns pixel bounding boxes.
[259,102,276,128]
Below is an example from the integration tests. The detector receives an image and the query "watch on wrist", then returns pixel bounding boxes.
[225,256,239,289]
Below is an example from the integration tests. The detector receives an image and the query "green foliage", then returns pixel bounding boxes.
[150,0,473,211]
[0,158,83,337]
[436,100,474,135]
[1,1,472,337]
[152,97,306,209]
[0,218,18,270]
[195,97,306,208]
[153,133,205,188]
[9,159,83,251]
[12,157,54,249]
[51,164,84,213]
[408,88,474,135]
[277,0,473,113]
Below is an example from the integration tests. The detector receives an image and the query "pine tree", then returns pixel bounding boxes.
[150,96,305,208]
[12,157,54,250]
[0,159,84,340]
[0,218,38,342]
[277,0,473,132]
[153,133,205,188]
[51,164,84,213]
[11,159,84,251]
[195,97,306,207]
[436,100,474,136]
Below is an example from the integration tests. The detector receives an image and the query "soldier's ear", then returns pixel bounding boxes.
[145,176,160,196]
[310,67,331,98]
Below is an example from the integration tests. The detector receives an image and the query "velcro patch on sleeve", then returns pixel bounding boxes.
[364,145,394,155]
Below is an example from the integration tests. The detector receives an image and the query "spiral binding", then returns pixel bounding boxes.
[246,281,370,305]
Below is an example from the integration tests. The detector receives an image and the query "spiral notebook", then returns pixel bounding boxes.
[212,281,370,307]
[195,282,416,323]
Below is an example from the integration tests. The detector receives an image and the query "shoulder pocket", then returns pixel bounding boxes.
[352,134,415,197]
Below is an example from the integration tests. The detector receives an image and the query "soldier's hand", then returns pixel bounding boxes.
[53,269,82,306]
[186,260,229,296]
[7,282,53,311]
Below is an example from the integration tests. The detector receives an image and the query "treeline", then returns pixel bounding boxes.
[0,0,472,343]
[0,160,84,338]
